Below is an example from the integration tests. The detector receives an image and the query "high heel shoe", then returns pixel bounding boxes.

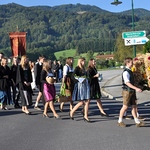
[43,114,49,118]
[69,111,74,120]
[54,115,60,119]
[83,117,91,123]
[59,105,63,112]
[70,116,74,120]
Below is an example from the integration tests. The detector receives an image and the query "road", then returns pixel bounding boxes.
[0,69,150,150]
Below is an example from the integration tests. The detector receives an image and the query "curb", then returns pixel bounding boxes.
[101,75,150,105]
[101,74,121,100]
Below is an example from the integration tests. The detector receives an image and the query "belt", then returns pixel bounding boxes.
[122,88,134,92]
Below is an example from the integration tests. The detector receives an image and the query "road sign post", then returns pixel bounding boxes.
[122,30,149,57]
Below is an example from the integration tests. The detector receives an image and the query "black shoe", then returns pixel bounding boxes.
[69,113,74,120]
[14,104,21,108]
[70,116,74,120]
[54,115,60,119]
[83,117,91,123]
[100,113,108,117]
[24,112,31,115]
[59,105,63,112]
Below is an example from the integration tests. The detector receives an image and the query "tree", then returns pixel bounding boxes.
[86,50,94,62]
[143,41,150,53]
[114,33,132,62]
[114,33,143,62]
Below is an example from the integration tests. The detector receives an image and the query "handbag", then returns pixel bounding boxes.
[60,83,71,97]
[57,95,70,103]
[46,76,56,84]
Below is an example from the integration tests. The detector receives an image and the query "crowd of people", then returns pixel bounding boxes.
[0,52,145,127]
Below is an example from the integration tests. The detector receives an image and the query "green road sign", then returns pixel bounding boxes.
[122,31,146,39]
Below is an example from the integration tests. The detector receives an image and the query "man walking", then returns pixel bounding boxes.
[118,57,145,127]
[34,55,45,110]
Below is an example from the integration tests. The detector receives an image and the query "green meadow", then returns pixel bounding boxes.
[54,49,99,60]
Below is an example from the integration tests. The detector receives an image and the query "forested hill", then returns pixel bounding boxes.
[35,3,111,13]
[0,3,150,60]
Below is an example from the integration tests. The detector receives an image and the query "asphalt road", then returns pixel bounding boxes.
[0,69,150,150]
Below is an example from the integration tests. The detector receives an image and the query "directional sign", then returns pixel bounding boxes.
[124,37,149,46]
[122,31,146,39]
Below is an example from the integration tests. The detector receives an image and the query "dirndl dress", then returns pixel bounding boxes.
[43,83,56,102]
[72,78,90,101]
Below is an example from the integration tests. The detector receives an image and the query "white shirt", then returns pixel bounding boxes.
[63,65,74,76]
[123,67,131,84]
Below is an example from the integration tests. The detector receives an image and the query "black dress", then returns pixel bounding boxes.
[34,62,43,92]
[87,66,102,99]
[10,64,18,104]
[51,63,59,82]
[16,65,32,106]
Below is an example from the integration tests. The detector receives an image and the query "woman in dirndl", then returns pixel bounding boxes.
[70,58,91,122]
[59,57,74,111]
[87,59,108,117]
[41,60,59,118]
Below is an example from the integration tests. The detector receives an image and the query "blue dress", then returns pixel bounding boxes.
[72,66,90,101]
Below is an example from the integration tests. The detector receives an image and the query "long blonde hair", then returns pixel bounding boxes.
[77,58,85,69]
[42,60,50,73]
[20,55,29,69]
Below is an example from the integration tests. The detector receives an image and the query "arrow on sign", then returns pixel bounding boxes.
[124,37,149,46]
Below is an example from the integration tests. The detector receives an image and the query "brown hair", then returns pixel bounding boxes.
[88,59,95,68]
[124,57,133,65]
[12,57,18,65]
[29,61,35,70]
[1,57,7,66]
[66,57,73,67]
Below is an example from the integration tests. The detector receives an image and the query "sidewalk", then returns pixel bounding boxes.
[101,74,150,105]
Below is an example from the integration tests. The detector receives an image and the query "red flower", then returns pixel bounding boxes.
[134,58,138,61]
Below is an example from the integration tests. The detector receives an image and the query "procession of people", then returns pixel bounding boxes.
[0,53,145,127]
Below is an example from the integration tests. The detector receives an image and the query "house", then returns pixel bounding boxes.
[96,54,114,60]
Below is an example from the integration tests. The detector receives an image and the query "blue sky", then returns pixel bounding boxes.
[0,0,150,12]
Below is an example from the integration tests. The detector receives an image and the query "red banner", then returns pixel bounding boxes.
[9,32,26,57]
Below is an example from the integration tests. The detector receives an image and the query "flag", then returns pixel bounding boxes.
[9,32,26,57]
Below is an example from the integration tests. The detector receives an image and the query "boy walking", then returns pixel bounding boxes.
[118,57,145,127]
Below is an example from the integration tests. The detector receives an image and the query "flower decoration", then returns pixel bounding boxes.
[134,58,138,61]
[131,66,135,72]
[148,56,150,61]
[147,67,150,71]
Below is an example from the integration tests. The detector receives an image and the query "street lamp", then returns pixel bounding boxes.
[111,0,122,6]
[111,0,136,58]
